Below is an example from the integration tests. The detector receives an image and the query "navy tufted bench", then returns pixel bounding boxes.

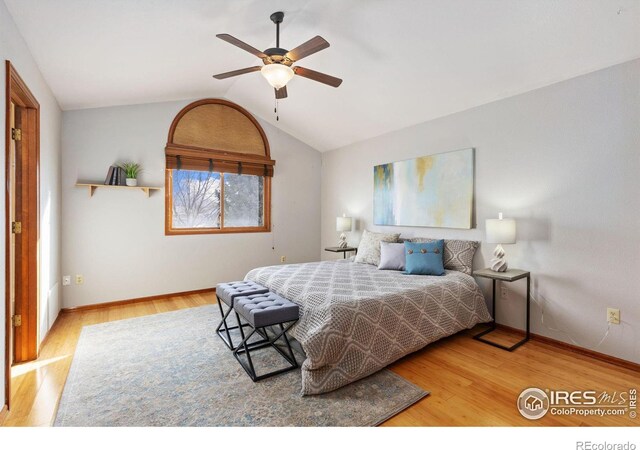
[215,281,269,350]
[232,292,300,381]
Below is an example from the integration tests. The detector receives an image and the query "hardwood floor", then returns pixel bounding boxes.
[385,329,639,426]
[1,293,638,427]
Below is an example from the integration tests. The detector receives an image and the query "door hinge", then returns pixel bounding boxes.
[11,221,22,234]
[12,315,22,327]
[11,128,22,141]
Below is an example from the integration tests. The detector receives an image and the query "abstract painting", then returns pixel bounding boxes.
[373,148,474,229]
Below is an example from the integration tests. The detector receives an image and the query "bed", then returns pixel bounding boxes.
[245,259,492,395]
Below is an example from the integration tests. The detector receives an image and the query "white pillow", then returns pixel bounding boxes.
[354,230,400,266]
[378,242,406,271]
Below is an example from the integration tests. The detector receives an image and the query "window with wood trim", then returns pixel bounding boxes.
[165,99,273,235]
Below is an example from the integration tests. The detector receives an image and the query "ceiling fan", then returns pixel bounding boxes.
[213,11,342,99]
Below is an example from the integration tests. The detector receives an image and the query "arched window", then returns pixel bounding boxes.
[165,99,274,235]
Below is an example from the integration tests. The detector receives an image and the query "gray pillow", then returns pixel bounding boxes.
[409,238,479,275]
[378,242,406,271]
[354,230,401,266]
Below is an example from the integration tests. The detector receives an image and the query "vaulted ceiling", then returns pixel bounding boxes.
[4,0,640,151]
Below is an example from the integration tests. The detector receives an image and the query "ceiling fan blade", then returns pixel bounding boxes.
[216,34,268,59]
[275,86,288,99]
[285,36,329,62]
[213,66,262,80]
[293,66,342,87]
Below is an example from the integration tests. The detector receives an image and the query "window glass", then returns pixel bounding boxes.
[223,173,264,227]
[171,170,221,229]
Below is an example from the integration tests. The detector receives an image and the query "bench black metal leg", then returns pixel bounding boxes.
[246,321,298,368]
[215,297,238,350]
[216,296,268,350]
[238,319,258,379]
[278,322,298,367]
[235,310,247,342]
[233,320,299,382]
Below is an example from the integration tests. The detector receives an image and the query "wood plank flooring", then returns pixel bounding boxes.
[1,293,638,426]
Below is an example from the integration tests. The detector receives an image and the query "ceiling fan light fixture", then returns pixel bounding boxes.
[213,12,342,99]
[261,64,294,89]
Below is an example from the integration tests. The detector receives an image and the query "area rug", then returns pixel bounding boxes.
[53,305,428,426]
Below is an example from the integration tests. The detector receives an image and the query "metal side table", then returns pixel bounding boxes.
[473,268,530,351]
[324,246,357,259]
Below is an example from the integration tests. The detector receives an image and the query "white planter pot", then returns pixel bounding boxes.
[126,178,138,187]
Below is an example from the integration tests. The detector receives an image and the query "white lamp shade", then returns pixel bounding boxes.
[261,64,294,89]
[486,218,516,244]
[336,216,352,232]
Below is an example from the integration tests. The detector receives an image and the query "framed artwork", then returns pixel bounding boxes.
[373,148,474,229]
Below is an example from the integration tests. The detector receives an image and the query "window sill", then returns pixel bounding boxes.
[165,226,271,236]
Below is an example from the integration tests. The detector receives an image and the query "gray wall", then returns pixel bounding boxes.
[321,59,640,363]
[0,1,62,408]
[61,99,321,308]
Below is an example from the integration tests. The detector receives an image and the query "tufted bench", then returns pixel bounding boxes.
[232,292,300,381]
[215,281,269,350]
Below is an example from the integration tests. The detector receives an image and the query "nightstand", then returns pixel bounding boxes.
[472,268,530,351]
[324,247,358,259]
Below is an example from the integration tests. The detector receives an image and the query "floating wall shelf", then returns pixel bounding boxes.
[76,183,162,198]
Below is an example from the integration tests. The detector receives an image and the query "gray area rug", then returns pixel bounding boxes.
[54,305,428,426]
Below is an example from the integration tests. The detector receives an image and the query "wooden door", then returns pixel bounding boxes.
[9,106,38,365]
[5,62,40,411]
[8,102,18,366]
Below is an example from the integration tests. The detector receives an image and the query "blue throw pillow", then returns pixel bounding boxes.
[404,241,445,276]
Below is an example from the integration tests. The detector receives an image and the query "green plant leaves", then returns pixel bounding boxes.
[118,161,142,178]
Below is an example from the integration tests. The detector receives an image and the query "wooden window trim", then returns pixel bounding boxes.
[164,99,273,236]
[164,169,271,236]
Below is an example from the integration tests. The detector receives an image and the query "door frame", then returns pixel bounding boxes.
[4,61,40,410]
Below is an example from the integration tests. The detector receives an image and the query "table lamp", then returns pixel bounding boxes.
[485,212,516,272]
[336,214,352,248]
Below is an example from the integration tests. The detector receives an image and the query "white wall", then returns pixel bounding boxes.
[61,99,321,308]
[0,0,62,408]
[322,59,640,364]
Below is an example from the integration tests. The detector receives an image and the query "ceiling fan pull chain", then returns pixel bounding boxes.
[275,98,279,121]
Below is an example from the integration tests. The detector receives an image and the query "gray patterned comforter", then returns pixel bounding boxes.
[245,260,491,395]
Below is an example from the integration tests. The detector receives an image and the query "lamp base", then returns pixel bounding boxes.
[337,233,348,249]
[490,244,508,272]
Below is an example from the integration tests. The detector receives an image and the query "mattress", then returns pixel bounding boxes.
[245,259,492,395]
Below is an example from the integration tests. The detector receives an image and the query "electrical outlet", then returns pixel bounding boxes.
[501,287,508,298]
[280,256,286,263]
[62,275,71,286]
[75,274,84,285]
[607,308,620,325]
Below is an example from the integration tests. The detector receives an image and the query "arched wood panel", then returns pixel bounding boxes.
[166,99,270,159]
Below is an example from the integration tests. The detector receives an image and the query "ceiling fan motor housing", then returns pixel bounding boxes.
[263,47,292,66]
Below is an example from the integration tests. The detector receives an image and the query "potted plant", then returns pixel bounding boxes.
[119,162,142,187]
